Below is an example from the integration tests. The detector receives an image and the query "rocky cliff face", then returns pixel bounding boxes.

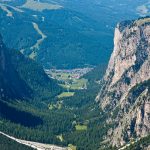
[97,17,150,147]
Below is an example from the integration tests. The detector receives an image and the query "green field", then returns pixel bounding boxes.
[59,77,88,90]
[56,134,64,142]
[49,70,88,90]
[60,78,88,90]
[50,72,70,81]
[48,101,62,110]
[68,144,77,150]
[57,92,75,98]
[75,125,87,131]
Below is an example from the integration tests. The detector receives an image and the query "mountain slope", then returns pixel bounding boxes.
[0,34,61,101]
[1,0,147,69]
[0,35,31,100]
[97,17,150,147]
[0,1,112,69]
[0,133,34,150]
[124,134,150,150]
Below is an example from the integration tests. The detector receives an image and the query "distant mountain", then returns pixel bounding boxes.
[0,0,112,69]
[0,34,61,101]
[97,17,150,147]
[0,0,148,69]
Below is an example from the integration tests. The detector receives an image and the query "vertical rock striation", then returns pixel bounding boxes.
[97,17,150,147]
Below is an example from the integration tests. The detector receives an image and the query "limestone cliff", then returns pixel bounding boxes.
[97,17,150,147]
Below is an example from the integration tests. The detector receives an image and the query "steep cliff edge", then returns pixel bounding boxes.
[96,17,150,147]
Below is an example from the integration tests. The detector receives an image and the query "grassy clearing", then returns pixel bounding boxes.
[29,51,37,59]
[59,78,87,90]
[71,78,87,90]
[56,134,64,142]
[21,0,62,11]
[49,70,88,90]
[57,92,75,98]
[68,144,77,150]
[48,101,62,110]
[50,72,69,81]
[75,125,87,131]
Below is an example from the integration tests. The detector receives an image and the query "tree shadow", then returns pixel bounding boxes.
[0,101,43,127]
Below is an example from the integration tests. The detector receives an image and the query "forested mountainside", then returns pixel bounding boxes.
[0,1,112,69]
[0,134,34,150]
[97,17,150,148]
[0,0,147,68]
[0,33,62,130]
[0,35,31,100]
[0,35,61,101]
[124,134,150,150]
[0,1,150,149]
[0,32,108,150]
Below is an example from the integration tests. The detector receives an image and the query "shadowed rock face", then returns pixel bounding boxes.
[0,35,31,100]
[97,17,150,147]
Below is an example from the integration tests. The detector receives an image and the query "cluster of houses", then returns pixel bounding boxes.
[45,68,93,79]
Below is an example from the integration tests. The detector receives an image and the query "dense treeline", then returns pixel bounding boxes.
[0,35,32,100]
[0,95,111,150]
[0,100,74,145]
[0,7,113,69]
[0,134,33,150]
[62,64,106,108]
[2,60,149,150]
[0,63,112,150]
[0,35,62,102]
[83,64,107,82]
[9,48,62,100]
[124,135,150,150]
[0,100,42,127]
[0,36,139,150]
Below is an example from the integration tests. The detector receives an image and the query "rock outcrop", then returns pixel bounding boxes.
[97,17,150,147]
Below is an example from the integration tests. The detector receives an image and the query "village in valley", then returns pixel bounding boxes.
[45,68,93,98]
